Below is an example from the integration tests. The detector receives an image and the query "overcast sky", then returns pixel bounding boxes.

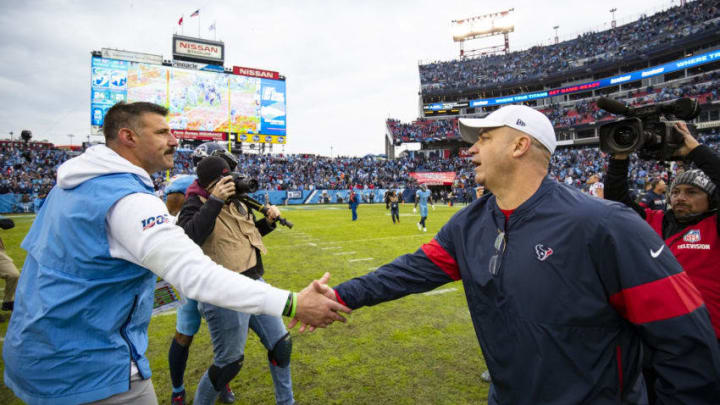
[0,0,674,156]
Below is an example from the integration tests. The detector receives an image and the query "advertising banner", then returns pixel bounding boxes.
[233,66,280,79]
[102,48,163,65]
[173,35,224,63]
[172,60,225,72]
[171,130,226,141]
[409,172,457,185]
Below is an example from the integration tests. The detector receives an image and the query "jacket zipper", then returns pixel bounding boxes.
[615,345,623,400]
[119,295,139,389]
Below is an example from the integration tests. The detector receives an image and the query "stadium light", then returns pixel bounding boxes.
[68,134,75,146]
[609,8,617,29]
[553,25,559,44]
[451,8,515,57]
[9,131,13,142]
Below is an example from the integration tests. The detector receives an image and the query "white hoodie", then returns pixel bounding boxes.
[56,145,288,316]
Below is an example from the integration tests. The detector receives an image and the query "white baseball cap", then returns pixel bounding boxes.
[459,105,557,154]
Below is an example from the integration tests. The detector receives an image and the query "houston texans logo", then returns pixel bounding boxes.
[535,244,554,261]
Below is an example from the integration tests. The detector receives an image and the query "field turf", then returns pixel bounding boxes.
[0,203,490,404]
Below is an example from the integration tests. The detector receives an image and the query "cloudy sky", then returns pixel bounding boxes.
[0,0,673,156]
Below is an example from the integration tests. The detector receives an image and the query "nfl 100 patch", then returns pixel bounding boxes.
[683,229,701,243]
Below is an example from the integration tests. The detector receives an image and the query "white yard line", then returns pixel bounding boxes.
[152,309,178,317]
[273,233,430,249]
[321,246,342,250]
[333,251,356,255]
[422,288,458,296]
[348,258,374,263]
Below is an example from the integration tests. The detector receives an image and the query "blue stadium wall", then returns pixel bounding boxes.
[0,189,424,214]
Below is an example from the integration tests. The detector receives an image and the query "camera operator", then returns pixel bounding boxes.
[606,121,720,343]
[178,155,295,405]
[606,121,720,403]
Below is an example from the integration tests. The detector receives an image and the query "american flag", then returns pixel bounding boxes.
[190,9,200,17]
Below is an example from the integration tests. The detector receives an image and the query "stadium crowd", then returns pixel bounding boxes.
[419,0,720,95]
[1,131,718,210]
[387,118,459,144]
[542,75,720,128]
[392,73,720,144]
[0,141,69,196]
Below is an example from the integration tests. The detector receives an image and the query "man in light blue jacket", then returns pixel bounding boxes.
[3,101,349,405]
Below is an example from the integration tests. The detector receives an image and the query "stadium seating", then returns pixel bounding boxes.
[1,131,719,213]
[390,72,720,145]
[419,0,720,97]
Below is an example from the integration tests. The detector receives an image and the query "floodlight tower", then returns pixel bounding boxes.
[609,8,618,29]
[451,8,515,58]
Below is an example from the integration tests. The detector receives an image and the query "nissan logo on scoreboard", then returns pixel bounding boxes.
[173,35,224,64]
[232,66,280,79]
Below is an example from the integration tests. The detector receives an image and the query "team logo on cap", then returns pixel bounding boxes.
[535,244,554,261]
[516,118,526,127]
[683,229,701,243]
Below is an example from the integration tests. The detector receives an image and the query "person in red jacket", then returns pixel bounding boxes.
[605,121,720,403]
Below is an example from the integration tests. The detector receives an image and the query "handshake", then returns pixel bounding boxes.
[288,272,348,332]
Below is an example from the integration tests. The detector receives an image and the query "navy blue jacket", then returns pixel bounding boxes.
[335,178,720,404]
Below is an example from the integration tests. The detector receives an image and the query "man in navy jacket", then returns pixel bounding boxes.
[299,105,720,404]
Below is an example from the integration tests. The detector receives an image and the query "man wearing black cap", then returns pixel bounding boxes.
[606,121,720,403]
[178,156,296,405]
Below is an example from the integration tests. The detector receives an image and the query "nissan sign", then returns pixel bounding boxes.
[173,35,224,64]
[232,66,280,79]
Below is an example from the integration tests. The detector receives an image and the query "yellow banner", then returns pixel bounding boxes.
[235,134,286,144]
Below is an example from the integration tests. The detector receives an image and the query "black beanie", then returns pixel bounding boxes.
[196,156,231,188]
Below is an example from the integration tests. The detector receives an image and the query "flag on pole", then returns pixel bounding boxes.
[190,9,200,17]
[209,21,216,31]
[178,16,183,25]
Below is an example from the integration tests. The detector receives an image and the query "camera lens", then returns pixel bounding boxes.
[612,126,636,148]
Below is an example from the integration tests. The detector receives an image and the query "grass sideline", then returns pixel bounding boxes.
[0,204,490,404]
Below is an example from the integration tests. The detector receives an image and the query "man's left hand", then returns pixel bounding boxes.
[265,205,281,222]
[673,121,700,158]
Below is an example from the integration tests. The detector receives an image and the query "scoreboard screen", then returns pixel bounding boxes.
[90,56,287,143]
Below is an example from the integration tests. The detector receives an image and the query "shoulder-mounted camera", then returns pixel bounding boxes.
[597,97,700,161]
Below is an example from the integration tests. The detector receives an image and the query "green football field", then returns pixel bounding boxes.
[0,203,490,404]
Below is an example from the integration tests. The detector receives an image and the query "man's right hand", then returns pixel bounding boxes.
[290,273,350,332]
[210,176,235,202]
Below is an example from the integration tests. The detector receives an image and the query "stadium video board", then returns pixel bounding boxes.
[90,56,287,144]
